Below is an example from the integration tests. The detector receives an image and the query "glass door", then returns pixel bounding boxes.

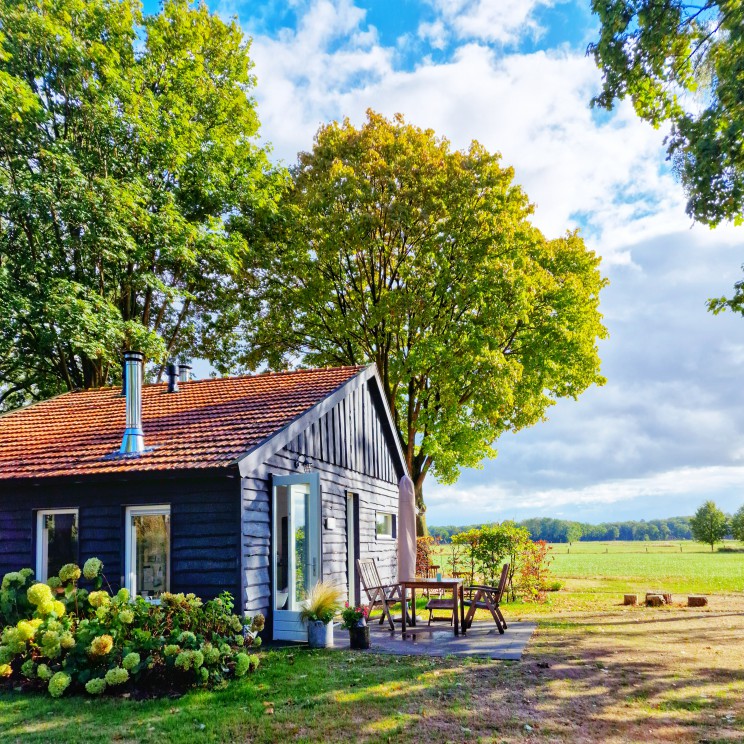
[272,474,321,641]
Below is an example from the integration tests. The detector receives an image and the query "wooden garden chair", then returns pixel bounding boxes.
[357,558,405,631]
[462,563,510,634]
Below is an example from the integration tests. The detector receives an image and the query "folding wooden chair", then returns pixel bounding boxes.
[462,563,509,634]
[356,558,404,631]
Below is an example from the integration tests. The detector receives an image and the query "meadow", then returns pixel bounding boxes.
[2,540,743,743]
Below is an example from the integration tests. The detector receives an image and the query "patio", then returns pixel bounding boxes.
[336,619,536,660]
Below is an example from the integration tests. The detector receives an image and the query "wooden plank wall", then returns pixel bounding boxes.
[242,380,402,618]
[0,474,242,603]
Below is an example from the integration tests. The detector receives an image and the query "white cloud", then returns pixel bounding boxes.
[427,465,744,517]
[422,0,555,45]
[221,0,744,525]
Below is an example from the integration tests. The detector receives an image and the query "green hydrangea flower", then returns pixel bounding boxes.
[201,643,220,665]
[122,652,140,671]
[229,615,243,633]
[58,564,81,583]
[60,633,76,650]
[37,664,52,680]
[250,614,265,633]
[85,677,107,695]
[234,653,250,677]
[118,609,134,625]
[88,591,110,608]
[198,666,209,684]
[177,631,197,648]
[89,635,114,656]
[16,620,37,642]
[1,628,25,654]
[20,659,36,678]
[1,572,23,590]
[233,634,246,647]
[36,599,55,616]
[0,663,12,678]
[104,667,129,686]
[26,582,53,606]
[19,568,34,580]
[83,558,103,580]
[164,645,180,657]
[0,646,15,664]
[46,576,62,590]
[48,671,71,698]
[253,636,262,649]
[116,588,130,603]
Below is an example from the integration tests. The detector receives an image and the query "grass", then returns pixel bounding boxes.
[2,541,744,743]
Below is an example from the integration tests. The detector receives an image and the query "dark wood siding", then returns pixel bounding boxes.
[242,378,400,618]
[0,474,241,602]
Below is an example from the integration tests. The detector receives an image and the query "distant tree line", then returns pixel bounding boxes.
[428,516,694,544]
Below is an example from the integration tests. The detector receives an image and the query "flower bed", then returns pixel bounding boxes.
[0,559,263,698]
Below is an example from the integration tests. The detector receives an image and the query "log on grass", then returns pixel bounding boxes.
[645,594,664,607]
[623,594,638,606]
[687,595,708,607]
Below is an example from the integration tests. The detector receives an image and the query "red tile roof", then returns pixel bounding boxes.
[0,366,365,481]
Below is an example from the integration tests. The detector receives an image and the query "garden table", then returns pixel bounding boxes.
[399,578,466,636]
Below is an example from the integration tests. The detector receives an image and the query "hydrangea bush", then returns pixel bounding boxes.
[0,559,263,698]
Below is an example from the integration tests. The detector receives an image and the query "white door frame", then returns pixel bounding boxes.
[346,493,357,607]
[272,473,321,641]
[124,504,171,601]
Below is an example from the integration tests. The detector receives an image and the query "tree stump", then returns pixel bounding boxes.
[688,595,708,607]
[646,594,664,607]
[623,594,637,605]
[646,591,672,604]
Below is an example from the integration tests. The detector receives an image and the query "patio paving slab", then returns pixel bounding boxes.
[336,620,536,660]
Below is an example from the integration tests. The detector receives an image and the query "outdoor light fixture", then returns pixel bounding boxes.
[295,454,313,472]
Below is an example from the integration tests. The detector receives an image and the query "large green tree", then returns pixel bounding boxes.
[690,500,729,551]
[0,0,279,410]
[244,111,608,534]
[588,1,744,311]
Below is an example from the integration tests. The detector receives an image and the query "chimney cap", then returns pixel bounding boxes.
[124,350,144,361]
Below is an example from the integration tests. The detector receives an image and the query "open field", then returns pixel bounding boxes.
[2,541,743,743]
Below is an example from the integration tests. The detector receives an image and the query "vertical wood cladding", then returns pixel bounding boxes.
[0,474,241,603]
[242,379,401,618]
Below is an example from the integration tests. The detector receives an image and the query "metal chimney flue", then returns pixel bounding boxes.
[120,351,145,454]
[166,363,179,393]
[178,363,191,384]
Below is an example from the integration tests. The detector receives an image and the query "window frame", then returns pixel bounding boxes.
[124,504,171,603]
[375,511,396,541]
[35,508,79,582]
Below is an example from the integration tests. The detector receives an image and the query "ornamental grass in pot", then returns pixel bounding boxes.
[299,582,343,649]
[341,603,370,649]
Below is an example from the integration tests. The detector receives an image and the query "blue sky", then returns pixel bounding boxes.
[144,0,744,526]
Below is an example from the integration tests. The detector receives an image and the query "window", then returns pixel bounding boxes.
[125,505,170,600]
[375,512,396,539]
[36,509,79,582]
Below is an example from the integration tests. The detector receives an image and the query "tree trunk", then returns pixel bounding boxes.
[414,478,428,537]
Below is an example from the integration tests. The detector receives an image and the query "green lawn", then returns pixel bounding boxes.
[3,540,744,742]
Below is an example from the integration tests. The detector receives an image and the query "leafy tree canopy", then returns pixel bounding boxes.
[689,500,729,550]
[589,1,744,228]
[0,0,281,410]
[730,504,744,542]
[243,110,608,534]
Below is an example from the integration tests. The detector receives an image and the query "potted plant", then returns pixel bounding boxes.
[299,581,343,649]
[341,603,370,649]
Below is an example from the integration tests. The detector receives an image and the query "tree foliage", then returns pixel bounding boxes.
[689,500,729,551]
[0,0,279,410]
[729,504,744,542]
[588,1,744,313]
[245,110,608,533]
[589,1,744,226]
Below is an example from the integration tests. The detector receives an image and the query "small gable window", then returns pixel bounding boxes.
[36,509,79,582]
[375,511,396,540]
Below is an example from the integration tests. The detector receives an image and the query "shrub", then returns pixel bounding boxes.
[0,561,263,698]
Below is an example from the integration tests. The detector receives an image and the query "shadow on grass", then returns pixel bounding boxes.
[1,608,743,743]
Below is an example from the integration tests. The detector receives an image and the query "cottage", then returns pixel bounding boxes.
[0,356,407,641]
